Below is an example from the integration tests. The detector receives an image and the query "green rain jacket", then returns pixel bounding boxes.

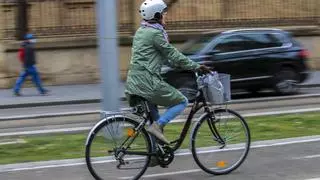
[125,26,200,107]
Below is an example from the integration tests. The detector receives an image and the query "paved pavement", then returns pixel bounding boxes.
[1,136,320,180]
[0,71,319,109]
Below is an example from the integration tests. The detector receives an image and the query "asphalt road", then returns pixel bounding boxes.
[1,137,320,180]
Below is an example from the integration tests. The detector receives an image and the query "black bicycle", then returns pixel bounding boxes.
[85,72,251,180]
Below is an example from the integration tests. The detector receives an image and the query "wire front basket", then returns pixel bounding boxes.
[197,73,231,105]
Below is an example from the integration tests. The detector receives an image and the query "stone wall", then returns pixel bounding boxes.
[0,43,9,88]
[0,37,132,88]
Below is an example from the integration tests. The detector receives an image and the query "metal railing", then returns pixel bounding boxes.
[0,0,319,40]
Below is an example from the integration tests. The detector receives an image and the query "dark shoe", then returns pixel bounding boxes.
[146,122,170,145]
[40,89,50,95]
[13,92,21,96]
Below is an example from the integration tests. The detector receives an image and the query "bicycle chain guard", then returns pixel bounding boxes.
[157,146,175,168]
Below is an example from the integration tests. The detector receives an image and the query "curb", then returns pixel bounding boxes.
[0,84,319,109]
[0,99,101,109]
[0,97,128,109]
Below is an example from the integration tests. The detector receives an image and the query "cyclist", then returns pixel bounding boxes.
[125,0,210,145]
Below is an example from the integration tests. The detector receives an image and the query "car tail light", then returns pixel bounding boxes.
[299,49,309,59]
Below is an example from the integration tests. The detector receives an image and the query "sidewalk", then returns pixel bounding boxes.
[0,71,319,109]
[0,84,111,109]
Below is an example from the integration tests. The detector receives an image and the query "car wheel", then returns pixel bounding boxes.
[273,67,299,95]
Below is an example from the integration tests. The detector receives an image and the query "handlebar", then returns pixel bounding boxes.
[194,70,216,78]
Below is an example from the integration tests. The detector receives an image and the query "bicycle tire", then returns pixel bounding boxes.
[85,115,153,180]
[191,108,251,175]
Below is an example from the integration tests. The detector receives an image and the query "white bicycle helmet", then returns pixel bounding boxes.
[139,0,167,20]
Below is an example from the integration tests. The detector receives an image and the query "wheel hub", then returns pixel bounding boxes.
[276,80,298,93]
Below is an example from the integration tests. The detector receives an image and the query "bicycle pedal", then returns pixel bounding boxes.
[155,139,165,146]
[160,164,169,168]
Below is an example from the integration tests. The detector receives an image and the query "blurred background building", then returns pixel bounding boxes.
[0,0,319,88]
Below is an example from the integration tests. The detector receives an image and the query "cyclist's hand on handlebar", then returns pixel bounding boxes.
[197,65,212,74]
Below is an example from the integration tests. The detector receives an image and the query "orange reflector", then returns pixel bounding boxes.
[127,128,135,137]
[216,161,227,168]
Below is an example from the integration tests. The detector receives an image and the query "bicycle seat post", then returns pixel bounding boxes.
[143,100,156,124]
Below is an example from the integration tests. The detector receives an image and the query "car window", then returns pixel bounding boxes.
[180,35,213,55]
[268,33,286,46]
[244,33,285,48]
[214,35,250,53]
[214,33,284,53]
[242,33,273,49]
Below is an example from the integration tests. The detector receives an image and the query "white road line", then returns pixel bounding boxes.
[0,139,25,146]
[0,127,91,137]
[0,110,101,121]
[0,157,143,173]
[173,107,320,123]
[240,107,320,117]
[118,169,202,179]
[3,162,86,172]
[292,154,320,160]
[304,178,320,180]
[1,136,320,173]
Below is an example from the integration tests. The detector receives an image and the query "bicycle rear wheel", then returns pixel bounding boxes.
[191,108,251,175]
[85,115,152,180]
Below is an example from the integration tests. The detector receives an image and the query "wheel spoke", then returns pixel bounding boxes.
[191,109,251,175]
[85,116,151,180]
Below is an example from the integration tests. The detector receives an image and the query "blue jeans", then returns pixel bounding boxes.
[149,97,189,126]
[14,65,45,93]
[148,97,188,149]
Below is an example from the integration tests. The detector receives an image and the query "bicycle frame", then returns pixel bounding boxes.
[116,90,210,158]
[169,90,211,151]
[159,71,219,151]
[117,72,225,156]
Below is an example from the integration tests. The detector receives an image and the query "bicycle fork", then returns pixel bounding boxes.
[207,113,226,149]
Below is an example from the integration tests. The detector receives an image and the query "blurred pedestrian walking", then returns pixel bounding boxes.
[13,33,49,96]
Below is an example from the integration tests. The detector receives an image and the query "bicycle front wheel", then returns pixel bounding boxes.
[85,115,152,180]
[191,108,251,175]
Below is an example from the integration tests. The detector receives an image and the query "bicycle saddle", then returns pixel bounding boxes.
[127,94,148,107]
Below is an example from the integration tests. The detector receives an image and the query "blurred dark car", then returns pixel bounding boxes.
[161,28,310,100]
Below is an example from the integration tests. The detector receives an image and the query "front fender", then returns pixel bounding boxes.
[85,114,135,146]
